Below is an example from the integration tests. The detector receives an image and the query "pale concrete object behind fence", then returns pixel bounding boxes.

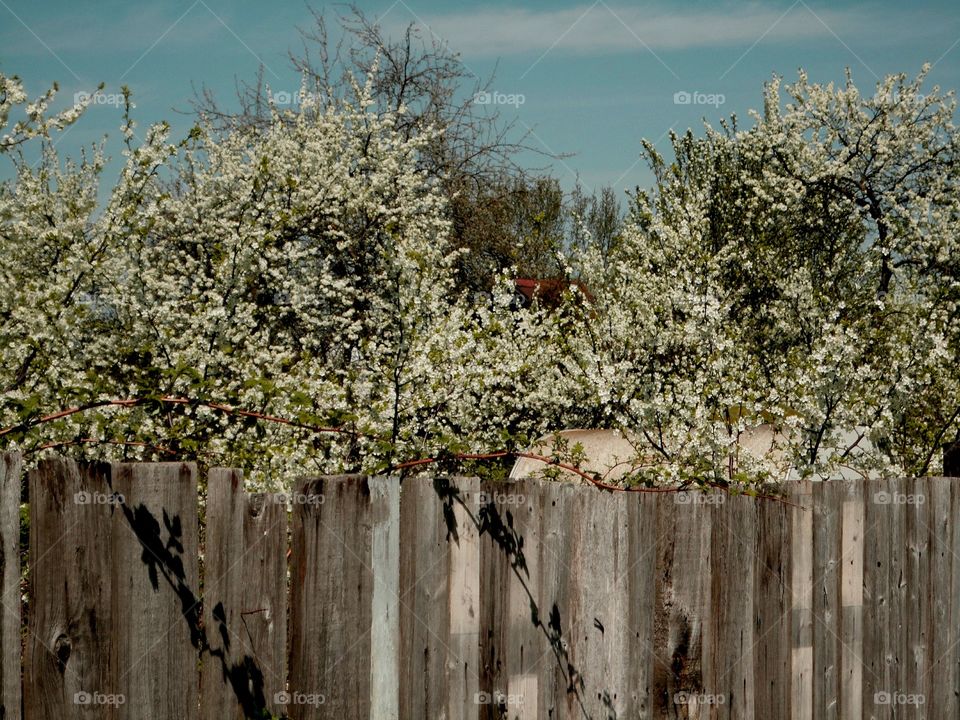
[510,426,882,484]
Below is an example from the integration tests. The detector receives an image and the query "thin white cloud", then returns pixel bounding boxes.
[381,3,925,57]
[1,5,227,57]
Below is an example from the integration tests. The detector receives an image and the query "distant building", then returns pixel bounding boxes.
[513,278,592,310]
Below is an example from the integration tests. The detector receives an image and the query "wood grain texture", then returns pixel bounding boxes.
[789,481,814,720]
[288,475,399,720]
[477,477,516,720]
[624,492,657,719]
[925,477,954,717]
[812,480,842,720]
[562,479,633,719]
[398,476,480,720]
[753,489,791,719]
[707,494,756,719]
[904,477,930,720]
[111,462,199,720]
[503,477,573,720]
[24,458,114,720]
[839,480,864,720]
[0,454,21,720]
[201,468,288,720]
[653,492,713,720]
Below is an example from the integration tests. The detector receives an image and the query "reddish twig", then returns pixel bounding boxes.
[32,438,177,456]
[0,395,364,439]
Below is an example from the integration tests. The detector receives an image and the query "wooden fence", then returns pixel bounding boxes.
[0,453,956,719]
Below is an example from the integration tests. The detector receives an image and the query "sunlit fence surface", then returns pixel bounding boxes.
[0,453,955,719]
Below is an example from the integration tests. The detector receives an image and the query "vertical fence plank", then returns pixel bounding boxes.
[478,478,513,720]
[926,477,954,717]
[753,490,791,719]
[707,494,756,718]
[564,482,634,719]
[0,453,21,720]
[860,479,881,717]
[905,477,931,719]
[480,477,580,719]
[863,477,907,718]
[25,458,114,720]
[950,477,960,713]
[531,479,576,720]
[653,491,713,719]
[289,475,399,720]
[243,491,289,709]
[626,493,658,719]
[812,480,842,720]
[201,469,289,720]
[111,462,199,720]
[839,480,864,720]
[398,476,480,720]
[369,477,401,720]
[788,481,813,720]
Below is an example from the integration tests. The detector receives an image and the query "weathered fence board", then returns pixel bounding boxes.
[0,453,21,720]
[839,479,865,720]
[753,489,791,719]
[478,478,518,720]
[925,477,954,717]
[398,476,480,720]
[289,475,399,720]
[811,480,842,720]
[867,477,910,719]
[949,477,960,713]
[112,462,199,720]
[707,494,757,719]
[790,481,814,720]
[653,491,713,719]
[496,478,573,720]
[907,476,932,720]
[201,468,288,720]
[625,493,657,719]
[566,486,634,719]
[24,458,114,720]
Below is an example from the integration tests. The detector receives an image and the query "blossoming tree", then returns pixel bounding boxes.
[2,65,958,489]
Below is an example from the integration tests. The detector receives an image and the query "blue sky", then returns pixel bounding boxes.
[2,0,959,196]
